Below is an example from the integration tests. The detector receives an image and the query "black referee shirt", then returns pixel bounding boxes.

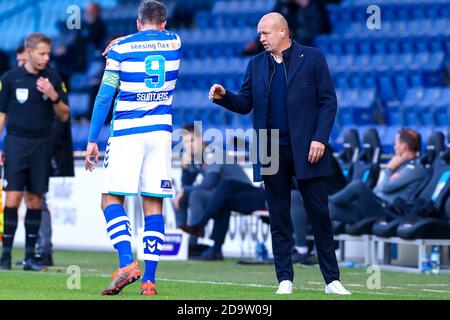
[0,66,68,139]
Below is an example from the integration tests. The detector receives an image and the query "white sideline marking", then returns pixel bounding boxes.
[408,284,450,287]
[346,273,363,276]
[307,281,322,285]
[159,277,279,289]
[94,274,411,296]
[422,289,450,294]
[308,281,365,288]
[346,284,365,288]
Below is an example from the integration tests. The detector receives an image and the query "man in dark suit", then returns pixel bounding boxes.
[209,13,350,295]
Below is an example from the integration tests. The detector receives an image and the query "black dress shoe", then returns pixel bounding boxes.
[192,248,224,261]
[180,224,205,238]
[23,258,48,271]
[0,257,11,270]
[292,251,317,265]
[188,244,212,258]
[38,253,54,267]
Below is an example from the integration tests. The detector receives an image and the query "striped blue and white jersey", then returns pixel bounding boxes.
[105,29,181,137]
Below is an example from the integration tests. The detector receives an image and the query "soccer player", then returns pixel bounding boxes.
[85,0,180,296]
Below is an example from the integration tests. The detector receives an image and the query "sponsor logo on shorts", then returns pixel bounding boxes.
[160,180,172,189]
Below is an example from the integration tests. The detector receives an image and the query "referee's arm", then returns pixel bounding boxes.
[36,77,70,122]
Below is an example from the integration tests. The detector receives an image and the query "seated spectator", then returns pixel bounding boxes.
[173,124,254,259]
[329,129,429,223]
[293,0,331,46]
[180,178,267,260]
[242,0,331,55]
[52,2,106,81]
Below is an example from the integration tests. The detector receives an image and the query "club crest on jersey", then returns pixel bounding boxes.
[160,180,172,189]
[16,88,29,104]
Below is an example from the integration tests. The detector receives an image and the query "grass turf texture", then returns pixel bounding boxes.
[0,249,449,300]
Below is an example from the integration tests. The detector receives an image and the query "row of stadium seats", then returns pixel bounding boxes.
[198,2,450,31]
[341,0,450,4]
[384,88,450,127]
[316,34,450,56]
[176,28,256,45]
[326,52,445,76]
[179,52,446,79]
[329,1,450,28]
[211,0,275,14]
[176,57,447,104]
[338,19,450,38]
[335,72,423,101]
[334,125,449,155]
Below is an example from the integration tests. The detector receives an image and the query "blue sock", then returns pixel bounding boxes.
[142,214,165,283]
[103,204,134,268]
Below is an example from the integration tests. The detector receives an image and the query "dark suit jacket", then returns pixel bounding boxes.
[214,42,337,182]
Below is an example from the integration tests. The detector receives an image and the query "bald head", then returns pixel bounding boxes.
[260,12,289,33]
[257,12,291,56]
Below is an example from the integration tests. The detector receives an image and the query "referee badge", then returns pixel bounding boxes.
[16,88,29,104]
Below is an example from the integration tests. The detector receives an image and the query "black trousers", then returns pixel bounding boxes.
[329,180,386,223]
[198,180,267,248]
[262,145,340,284]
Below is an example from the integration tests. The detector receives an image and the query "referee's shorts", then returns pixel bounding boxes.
[4,134,52,195]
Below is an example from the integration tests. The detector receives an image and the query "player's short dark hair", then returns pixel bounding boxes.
[182,124,196,135]
[25,33,51,49]
[138,0,168,25]
[16,45,25,54]
[182,124,203,138]
[398,128,421,153]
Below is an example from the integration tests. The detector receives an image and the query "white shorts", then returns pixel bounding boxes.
[101,131,173,198]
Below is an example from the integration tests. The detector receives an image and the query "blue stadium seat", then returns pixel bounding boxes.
[433,88,450,126]
[423,52,446,86]
[403,86,425,107]
[68,93,90,118]
[353,89,377,125]
[394,73,410,100]
[378,75,396,102]
[381,125,401,154]
[71,122,90,151]
[384,101,402,126]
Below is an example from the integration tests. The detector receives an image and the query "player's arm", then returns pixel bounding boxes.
[88,71,119,143]
[210,59,254,115]
[85,70,120,171]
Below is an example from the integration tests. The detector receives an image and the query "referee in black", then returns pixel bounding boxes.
[0,33,69,271]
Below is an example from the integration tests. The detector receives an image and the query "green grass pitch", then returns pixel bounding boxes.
[0,249,449,300]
